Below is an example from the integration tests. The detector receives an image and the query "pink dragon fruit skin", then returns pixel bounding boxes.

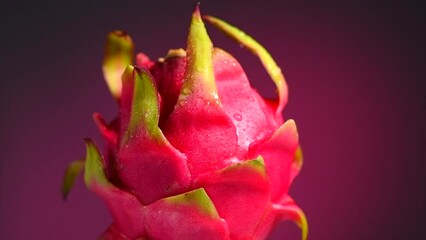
[63,6,307,240]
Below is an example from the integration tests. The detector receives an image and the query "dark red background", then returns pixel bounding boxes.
[1,1,425,239]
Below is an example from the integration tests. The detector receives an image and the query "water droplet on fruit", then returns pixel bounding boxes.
[233,113,242,121]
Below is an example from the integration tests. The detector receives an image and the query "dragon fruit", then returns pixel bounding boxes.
[63,6,307,240]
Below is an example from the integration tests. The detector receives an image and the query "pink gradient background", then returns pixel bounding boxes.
[1,1,425,239]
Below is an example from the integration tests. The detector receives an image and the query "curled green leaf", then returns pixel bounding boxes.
[203,15,288,114]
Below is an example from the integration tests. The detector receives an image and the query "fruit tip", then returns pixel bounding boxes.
[193,3,201,18]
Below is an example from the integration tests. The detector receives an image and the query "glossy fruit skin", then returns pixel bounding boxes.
[63,6,307,240]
